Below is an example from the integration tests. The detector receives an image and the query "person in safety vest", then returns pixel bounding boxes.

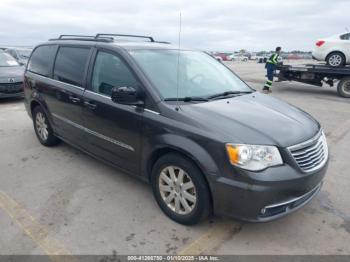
[263,46,282,93]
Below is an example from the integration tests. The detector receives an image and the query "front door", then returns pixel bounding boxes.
[82,50,143,174]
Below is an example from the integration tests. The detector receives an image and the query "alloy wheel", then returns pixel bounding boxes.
[35,112,48,141]
[329,54,342,67]
[158,166,197,215]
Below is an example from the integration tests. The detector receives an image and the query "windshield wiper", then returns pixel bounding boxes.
[208,91,253,100]
[164,96,209,102]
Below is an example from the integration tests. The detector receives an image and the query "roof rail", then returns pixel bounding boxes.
[154,41,171,44]
[49,35,113,42]
[95,33,155,42]
[58,35,96,39]
[49,34,164,43]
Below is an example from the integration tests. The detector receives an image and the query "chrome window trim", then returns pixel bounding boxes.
[84,89,109,99]
[52,113,134,152]
[132,106,160,115]
[144,108,160,115]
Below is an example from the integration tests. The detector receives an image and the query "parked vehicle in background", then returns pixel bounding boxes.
[312,32,350,67]
[227,54,248,62]
[214,53,231,61]
[257,55,269,63]
[24,34,328,225]
[5,47,32,65]
[214,55,223,62]
[0,51,24,98]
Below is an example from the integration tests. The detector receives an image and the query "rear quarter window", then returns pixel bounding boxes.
[28,45,57,76]
[340,33,350,40]
[53,47,90,87]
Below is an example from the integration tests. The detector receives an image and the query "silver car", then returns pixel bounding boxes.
[0,51,24,98]
[312,32,350,67]
[5,47,32,66]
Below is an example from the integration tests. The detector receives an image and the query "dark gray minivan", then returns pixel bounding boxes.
[24,34,329,225]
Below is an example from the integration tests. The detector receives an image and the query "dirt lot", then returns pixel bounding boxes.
[0,61,349,256]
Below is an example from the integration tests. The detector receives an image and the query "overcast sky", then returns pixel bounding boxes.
[0,0,348,51]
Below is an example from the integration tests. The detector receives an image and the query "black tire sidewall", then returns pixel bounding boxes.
[151,153,211,225]
[338,78,350,98]
[32,106,59,146]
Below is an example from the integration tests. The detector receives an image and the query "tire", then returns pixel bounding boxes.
[337,77,350,98]
[151,153,211,225]
[326,52,345,67]
[32,106,60,146]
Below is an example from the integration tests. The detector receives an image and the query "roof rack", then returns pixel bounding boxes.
[49,34,164,43]
[49,35,114,42]
[95,33,155,42]
[59,35,96,39]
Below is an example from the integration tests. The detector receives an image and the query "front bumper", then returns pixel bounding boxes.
[0,91,24,98]
[258,182,322,221]
[0,82,24,99]
[210,161,328,222]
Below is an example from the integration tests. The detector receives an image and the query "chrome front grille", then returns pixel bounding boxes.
[288,130,328,172]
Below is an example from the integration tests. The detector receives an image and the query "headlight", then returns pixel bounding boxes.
[225,144,283,171]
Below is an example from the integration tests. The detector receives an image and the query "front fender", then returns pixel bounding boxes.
[141,133,220,181]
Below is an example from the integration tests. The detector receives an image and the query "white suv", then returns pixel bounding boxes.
[312,32,350,67]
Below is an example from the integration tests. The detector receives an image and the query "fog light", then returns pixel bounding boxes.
[261,208,266,214]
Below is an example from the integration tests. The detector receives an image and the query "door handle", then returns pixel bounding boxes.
[69,95,80,103]
[84,101,97,110]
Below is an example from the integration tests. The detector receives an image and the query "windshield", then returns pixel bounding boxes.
[129,50,252,99]
[0,52,19,67]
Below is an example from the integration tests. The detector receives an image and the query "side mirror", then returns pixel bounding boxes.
[111,86,144,106]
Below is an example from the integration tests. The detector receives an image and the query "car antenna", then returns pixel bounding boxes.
[175,12,182,111]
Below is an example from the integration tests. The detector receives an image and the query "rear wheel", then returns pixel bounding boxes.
[326,52,345,67]
[151,153,211,225]
[32,106,60,146]
[337,77,350,98]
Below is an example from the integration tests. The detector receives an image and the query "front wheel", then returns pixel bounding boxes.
[151,153,211,225]
[337,77,350,98]
[32,106,60,146]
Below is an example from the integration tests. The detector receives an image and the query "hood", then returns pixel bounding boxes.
[180,92,320,147]
[0,66,24,83]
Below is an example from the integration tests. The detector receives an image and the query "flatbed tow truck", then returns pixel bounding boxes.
[276,64,350,98]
